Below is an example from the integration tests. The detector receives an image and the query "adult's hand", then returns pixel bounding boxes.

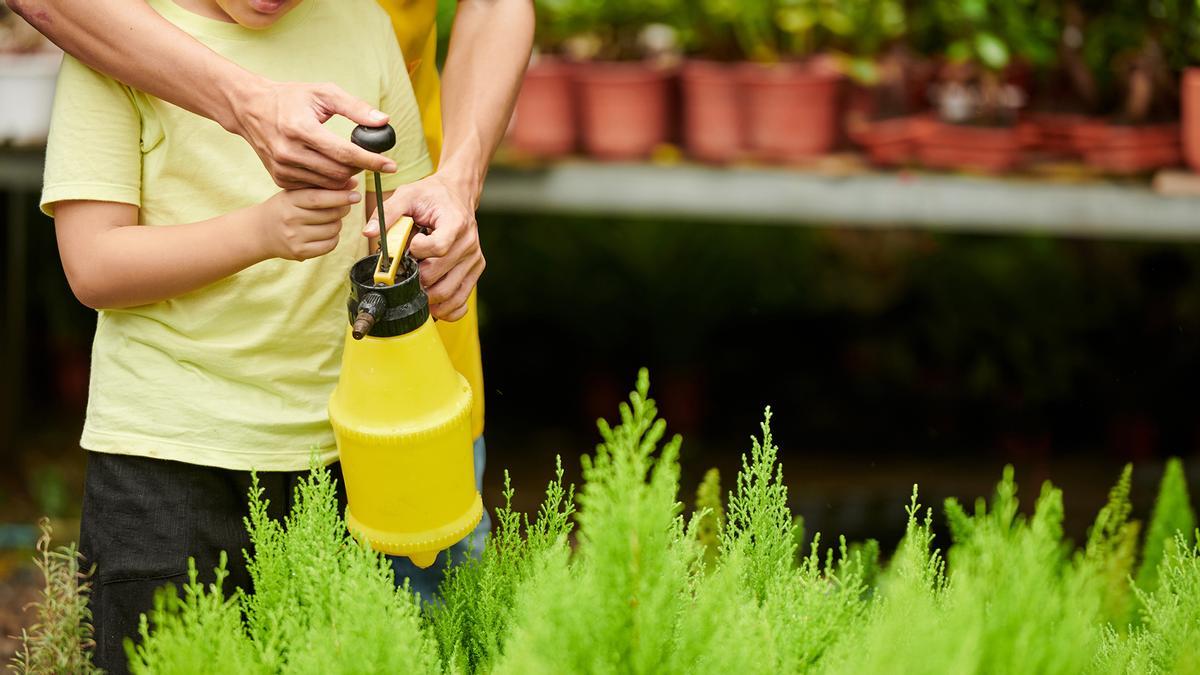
[363,175,484,322]
[10,0,399,189]
[232,80,400,189]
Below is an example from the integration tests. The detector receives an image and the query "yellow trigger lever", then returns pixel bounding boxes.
[374,215,416,286]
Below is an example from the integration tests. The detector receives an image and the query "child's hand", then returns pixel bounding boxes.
[256,181,361,261]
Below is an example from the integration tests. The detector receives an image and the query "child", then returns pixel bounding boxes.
[39,0,431,670]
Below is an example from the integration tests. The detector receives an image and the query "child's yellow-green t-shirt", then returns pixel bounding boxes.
[40,0,433,471]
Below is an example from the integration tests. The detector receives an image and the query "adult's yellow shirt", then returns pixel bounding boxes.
[377,0,485,438]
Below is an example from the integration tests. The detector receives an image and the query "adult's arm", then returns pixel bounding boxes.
[7,0,394,188]
[367,0,534,321]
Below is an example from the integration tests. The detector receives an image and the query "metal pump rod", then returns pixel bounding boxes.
[350,124,398,284]
[373,172,389,272]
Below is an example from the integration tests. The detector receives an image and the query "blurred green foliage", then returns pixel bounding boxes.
[678,0,909,62]
[932,0,1060,71]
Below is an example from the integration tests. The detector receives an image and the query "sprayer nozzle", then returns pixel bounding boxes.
[351,291,387,340]
[352,312,375,340]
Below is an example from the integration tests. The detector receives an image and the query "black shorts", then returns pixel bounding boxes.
[79,451,346,675]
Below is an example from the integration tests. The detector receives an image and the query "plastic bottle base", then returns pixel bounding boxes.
[407,551,439,569]
[344,493,484,568]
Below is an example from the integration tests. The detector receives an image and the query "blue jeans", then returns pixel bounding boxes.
[389,436,490,602]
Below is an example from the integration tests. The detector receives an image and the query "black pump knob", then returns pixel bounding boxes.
[351,124,396,154]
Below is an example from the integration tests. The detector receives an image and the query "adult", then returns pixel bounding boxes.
[10,0,532,594]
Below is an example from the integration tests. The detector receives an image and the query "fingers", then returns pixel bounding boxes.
[281,221,342,261]
[363,190,415,237]
[317,82,390,128]
[301,222,342,242]
[271,164,344,190]
[298,232,341,260]
[308,125,397,176]
[424,255,472,306]
[290,187,361,210]
[299,205,353,224]
[429,258,484,321]
[283,147,359,185]
[408,227,455,260]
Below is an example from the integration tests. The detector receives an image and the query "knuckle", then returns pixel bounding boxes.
[278,148,302,166]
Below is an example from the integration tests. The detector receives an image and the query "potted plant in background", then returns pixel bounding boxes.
[837,0,933,167]
[508,0,581,158]
[1022,0,1093,158]
[1181,7,1200,172]
[916,0,1059,173]
[674,0,748,164]
[1181,3,1200,173]
[735,0,843,163]
[1072,0,1188,174]
[565,0,682,161]
[0,6,61,146]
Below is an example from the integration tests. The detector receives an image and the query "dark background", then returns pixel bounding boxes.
[9,195,1196,546]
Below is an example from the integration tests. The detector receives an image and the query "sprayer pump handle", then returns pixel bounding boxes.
[351,124,397,154]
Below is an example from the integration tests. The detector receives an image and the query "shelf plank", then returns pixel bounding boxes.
[479,163,1200,241]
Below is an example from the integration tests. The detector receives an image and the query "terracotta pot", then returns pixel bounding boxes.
[738,62,841,162]
[1184,68,1200,172]
[509,58,577,157]
[1074,121,1181,174]
[917,121,1024,173]
[1027,112,1088,156]
[574,61,672,160]
[849,115,929,167]
[679,60,743,164]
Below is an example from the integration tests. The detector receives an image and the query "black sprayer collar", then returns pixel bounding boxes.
[346,253,429,338]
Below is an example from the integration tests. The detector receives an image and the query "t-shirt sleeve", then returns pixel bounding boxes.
[373,19,434,192]
[40,55,142,216]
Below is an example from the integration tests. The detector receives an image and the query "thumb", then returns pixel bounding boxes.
[318,83,389,127]
[362,190,412,237]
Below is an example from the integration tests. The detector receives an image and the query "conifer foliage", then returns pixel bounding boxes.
[10,371,1200,674]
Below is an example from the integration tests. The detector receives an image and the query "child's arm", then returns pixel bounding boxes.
[53,186,360,310]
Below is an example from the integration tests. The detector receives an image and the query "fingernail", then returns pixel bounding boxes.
[369,109,387,122]
[382,161,397,173]
[348,192,361,203]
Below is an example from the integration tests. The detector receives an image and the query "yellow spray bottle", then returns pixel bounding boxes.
[328,124,482,569]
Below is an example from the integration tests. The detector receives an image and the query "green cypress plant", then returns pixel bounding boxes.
[719,408,872,672]
[721,408,798,601]
[19,372,1200,674]
[129,464,440,674]
[693,467,724,570]
[429,459,575,673]
[1135,458,1197,594]
[493,369,698,674]
[126,555,266,674]
[1083,465,1142,623]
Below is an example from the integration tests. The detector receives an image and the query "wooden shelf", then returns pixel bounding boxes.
[479,162,1200,241]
